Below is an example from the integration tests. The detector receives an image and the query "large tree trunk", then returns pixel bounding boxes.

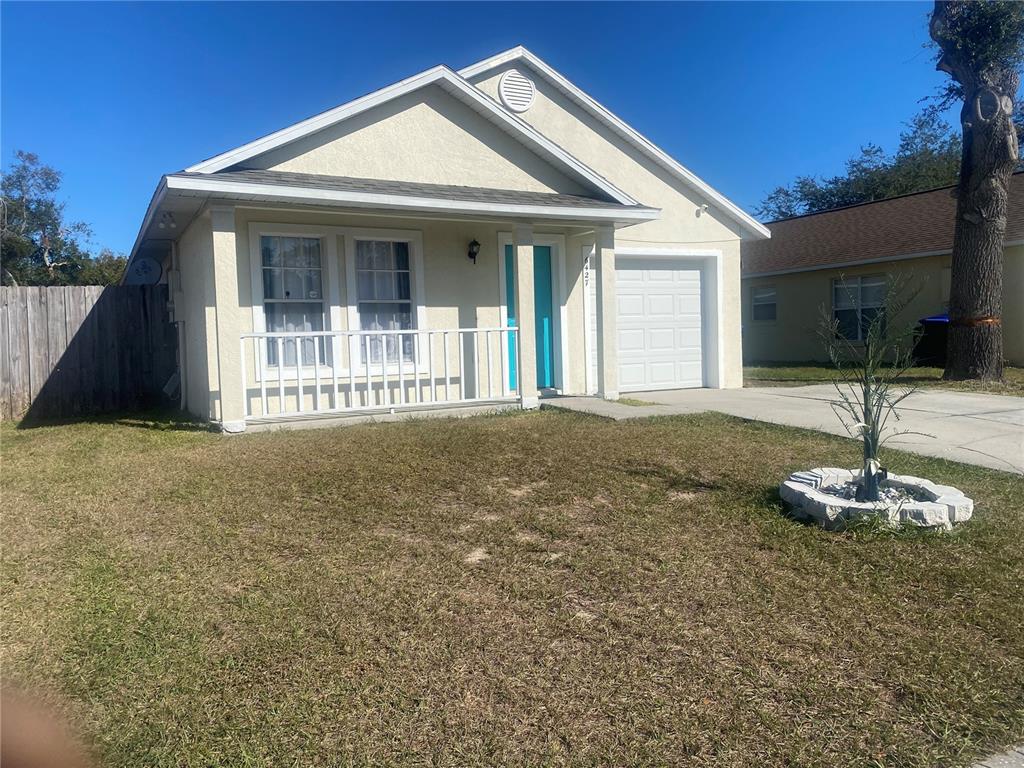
[944,85,1017,380]
[932,2,1021,381]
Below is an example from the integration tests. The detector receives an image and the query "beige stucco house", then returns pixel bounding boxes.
[127,46,768,432]
[742,174,1024,366]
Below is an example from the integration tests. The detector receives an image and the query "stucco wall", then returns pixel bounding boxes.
[245,85,587,196]
[469,63,749,387]
[175,214,215,419]
[742,249,1024,366]
[1003,244,1024,365]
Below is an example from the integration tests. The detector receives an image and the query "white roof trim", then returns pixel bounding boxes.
[164,174,660,223]
[122,177,168,279]
[459,46,770,240]
[185,65,638,207]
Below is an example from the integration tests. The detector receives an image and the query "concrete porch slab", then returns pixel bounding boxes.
[242,402,520,433]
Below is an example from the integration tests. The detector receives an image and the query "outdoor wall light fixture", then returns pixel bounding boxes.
[467,239,481,264]
[158,212,177,230]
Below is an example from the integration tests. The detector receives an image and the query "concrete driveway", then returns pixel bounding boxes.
[547,385,1024,474]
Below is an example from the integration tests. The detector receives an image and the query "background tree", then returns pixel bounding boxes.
[1,151,91,285]
[76,248,127,285]
[1,150,125,286]
[757,108,963,220]
[930,0,1024,381]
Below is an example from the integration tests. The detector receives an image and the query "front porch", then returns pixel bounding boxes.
[238,326,521,423]
[205,214,632,432]
[214,217,622,434]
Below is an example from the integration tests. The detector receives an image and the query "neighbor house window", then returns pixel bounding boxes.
[261,235,326,366]
[751,286,777,321]
[832,275,886,341]
[356,240,413,363]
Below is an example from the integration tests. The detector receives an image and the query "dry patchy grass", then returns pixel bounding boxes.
[2,411,1022,767]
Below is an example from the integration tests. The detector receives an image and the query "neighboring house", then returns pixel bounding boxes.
[126,46,768,431]
[742,174,1024,365]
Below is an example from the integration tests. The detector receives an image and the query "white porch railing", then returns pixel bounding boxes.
[239,328,520,421]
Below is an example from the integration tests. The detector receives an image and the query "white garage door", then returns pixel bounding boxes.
[589,256,704,392]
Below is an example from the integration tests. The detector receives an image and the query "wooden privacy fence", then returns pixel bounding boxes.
[0,285,178,422]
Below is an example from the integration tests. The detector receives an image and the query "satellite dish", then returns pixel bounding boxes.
[125,256,163,285]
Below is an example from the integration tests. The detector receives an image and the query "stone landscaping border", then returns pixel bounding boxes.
[780,467,974,529]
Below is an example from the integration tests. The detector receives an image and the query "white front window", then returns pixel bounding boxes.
[833,276,885,341]
[261,235,326,366]
[355,240,413,363]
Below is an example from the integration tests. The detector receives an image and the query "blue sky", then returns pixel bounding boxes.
[1,1,952,254]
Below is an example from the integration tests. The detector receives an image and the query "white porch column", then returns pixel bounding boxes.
[595,224,618,400]
[513,223,539,409]
[209,205,246,432]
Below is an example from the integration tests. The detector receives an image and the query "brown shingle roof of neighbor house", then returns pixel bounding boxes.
[742,172,1024,276]
[170,169,638,210]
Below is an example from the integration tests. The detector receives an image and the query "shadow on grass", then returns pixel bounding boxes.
[15,407,213,433]
[618,462,723,494]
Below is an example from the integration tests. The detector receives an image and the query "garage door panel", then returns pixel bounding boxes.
[619,362,646,387]
[614,257,704,393]
[677,327,702,347]
[646,294,675,316]
[646,270,674,283]
[647,328,676,350]
[618,328,645,352]
[617,294,644,318]
[648,362,678,386]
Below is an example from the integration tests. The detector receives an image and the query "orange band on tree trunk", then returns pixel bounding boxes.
[950,316,1002,327]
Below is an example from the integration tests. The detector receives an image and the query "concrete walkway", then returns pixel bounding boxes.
[544,384,1024,474]
[973,746,1024,768]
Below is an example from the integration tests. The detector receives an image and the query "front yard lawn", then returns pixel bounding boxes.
[2,411,1022,767]
[744,363,1024,396]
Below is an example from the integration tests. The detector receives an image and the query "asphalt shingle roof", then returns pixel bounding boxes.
[743,173,1024,275]
[171,168,637,210]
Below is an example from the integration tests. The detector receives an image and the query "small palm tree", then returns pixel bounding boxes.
[818,277,926,502]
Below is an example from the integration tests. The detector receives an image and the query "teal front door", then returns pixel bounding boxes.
[504,244,555,390]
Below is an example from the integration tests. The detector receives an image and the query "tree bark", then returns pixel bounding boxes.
[931,1,1020,381]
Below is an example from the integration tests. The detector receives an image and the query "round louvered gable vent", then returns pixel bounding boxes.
[498,69,536,113]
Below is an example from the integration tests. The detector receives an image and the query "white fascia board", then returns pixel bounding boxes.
[184,65,637,207]
[123,177,168,279]
[460,47,771,241]
[165,174,660,223]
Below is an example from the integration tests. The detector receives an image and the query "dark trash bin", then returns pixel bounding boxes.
[913,313,948,366]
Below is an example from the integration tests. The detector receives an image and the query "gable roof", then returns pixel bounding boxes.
[185,64,637,207]
[742,173,1024,277]
[459,46,770,240]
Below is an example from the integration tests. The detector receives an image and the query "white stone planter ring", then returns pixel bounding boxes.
[779,467,973,530]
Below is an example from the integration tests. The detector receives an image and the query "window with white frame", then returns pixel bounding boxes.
[355,240,413,363]
[832,275,886,341]
[751,285,777,321]
[261,235,326,366]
